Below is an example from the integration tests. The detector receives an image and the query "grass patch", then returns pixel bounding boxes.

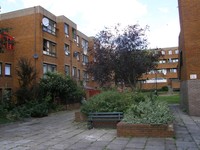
[157,94,180,104]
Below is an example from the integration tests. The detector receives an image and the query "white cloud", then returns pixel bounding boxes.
[6,0,16,3]
[19,0,179,48]
[158,7,169,13]
[147,20,180,48]
[21,0,147,36]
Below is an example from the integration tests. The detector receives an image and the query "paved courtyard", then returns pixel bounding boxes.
[0,104,200,150]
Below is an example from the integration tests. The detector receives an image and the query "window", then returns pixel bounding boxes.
[72,28,77,40]
[168,50,172,55]
[64,44,70,56]
[64,24,69,36]
[82,39,88,54]
[83,71,89,81]
[76,35,79,46]
[172,59,178,63]
[159,60,166,64]
[161,51,165,55]
[82,54,89,65]
[43,17,56,35]
[43,63,57,74]
[0,62,2,75]
[175,49,179,54]
[43,39,56,57]
[170,68,177,73]
[72,67,77,77]
[76,52,80,61]
[157,69,167,75]
[168,58,172,63]
[65,65,70,76]
[77,69,80,80]
[5,63,11,76]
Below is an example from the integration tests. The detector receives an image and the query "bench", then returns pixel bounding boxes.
[87,112,123,129]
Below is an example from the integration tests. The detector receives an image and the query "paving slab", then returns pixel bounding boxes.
[0,105,200,150]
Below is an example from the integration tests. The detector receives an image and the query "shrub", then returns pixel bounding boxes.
[123,98,174,124]
[161,86,168,91]
[81,91,133,115]
[39,72,84,104]
[7,95,51,120]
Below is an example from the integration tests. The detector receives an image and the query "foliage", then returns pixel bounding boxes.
[6,95,51,120]
[123,98,174,124]
[81,91,133,115]
[87,24,161,89]
[39,72,84,104]
[0,89,13,119]
[15,57,37,105]
[161,86,168,91]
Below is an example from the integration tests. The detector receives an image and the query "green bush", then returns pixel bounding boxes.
[161,86,168,91]
[7,96,51,120]
[81,91,133,115]
[39,72,84,104]
[123,98,174,124]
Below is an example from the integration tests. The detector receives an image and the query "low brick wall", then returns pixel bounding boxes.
[92,121,119,129]
[74,112,87,122]
[66,103,81,110]
[117,122,175,137]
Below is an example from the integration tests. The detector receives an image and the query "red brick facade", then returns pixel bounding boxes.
[178,0,200,116]
[0,6,98,97]
[139,47,180,91]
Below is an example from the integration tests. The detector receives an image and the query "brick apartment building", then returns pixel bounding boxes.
[178,0,200,116]
[0,6,98,96]
[139,47,180,92]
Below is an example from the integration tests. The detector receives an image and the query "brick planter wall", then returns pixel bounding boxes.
[117,122,174,137]
[92,121,120,129]
[66,103,81,110]
[74,112,87,122]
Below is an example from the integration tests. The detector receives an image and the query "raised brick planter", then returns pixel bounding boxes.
[92,121,119,128]
[74,112,87,122]
[117,122,175,137]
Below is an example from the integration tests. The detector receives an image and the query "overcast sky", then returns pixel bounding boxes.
[1,0,180,48]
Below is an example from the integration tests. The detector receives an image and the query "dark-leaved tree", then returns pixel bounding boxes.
[15,57,37,105]
[87,24,161,90]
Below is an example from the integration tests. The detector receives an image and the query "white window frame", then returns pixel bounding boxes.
[43,17,56,35]
[5,63,11,76]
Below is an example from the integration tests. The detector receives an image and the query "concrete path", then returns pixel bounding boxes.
[0,105,200,150]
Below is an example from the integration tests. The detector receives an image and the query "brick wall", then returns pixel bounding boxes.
[178,0,200,116]
[117,122,175,138]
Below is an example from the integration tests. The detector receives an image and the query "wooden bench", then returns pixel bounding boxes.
[87,112,123,129]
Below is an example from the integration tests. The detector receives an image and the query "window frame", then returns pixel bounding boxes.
[82,38,88,54]
[43,63,57,74]
[5,63,11,76]
[72,28,77,40]
[64,44,70,56]
[82,54,89,64]
[42,17,56,35]
[72,67,77,78]
[64,23,69,36]
[65,65,70,76]
[43,39,56,57]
